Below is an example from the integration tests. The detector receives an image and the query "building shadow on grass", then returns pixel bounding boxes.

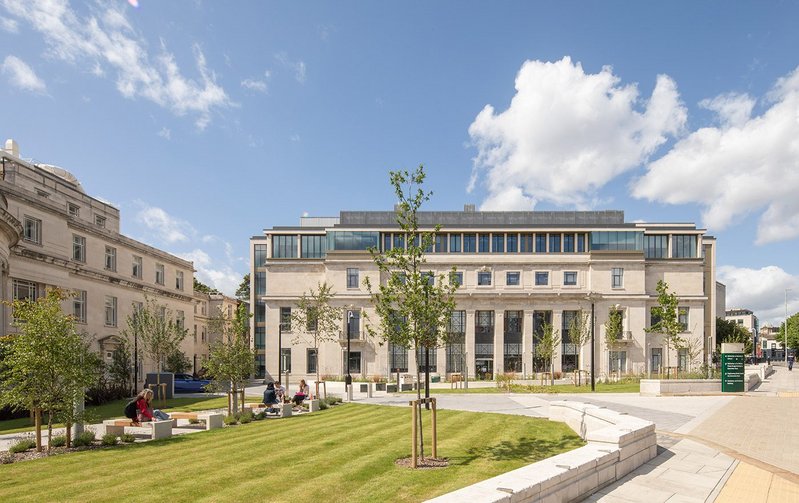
[452,436,583,466]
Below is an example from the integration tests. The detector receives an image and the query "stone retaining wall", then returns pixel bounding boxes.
[640,373,762,396]
[425,401,657,503]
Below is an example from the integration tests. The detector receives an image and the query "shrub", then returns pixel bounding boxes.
[496,373,516,391]
[9,439,36,453]
[319,401,329,410]
[371,375,387,383]
[101,433,118,446]
[0,452,13,464]
[553,371,562,380]
[223,414,239,426]
[188,418,200,425]
[254,411,267,420]
[73,431,95,447]
[120,433,136,443]
[239,411,253,424]
[50,435,67,448]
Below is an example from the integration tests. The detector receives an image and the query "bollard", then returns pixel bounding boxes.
[346,383,354,401]
[367,382,374,398]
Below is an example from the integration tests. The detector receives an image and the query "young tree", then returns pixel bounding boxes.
[0,289,100,451]
[290,282,342,397]
[122,298,188,391]
[364,165,458,462]
[205,303,255,414]
[778,313,799,352]
[108,336,134,395]
[646,281,685,378]
[680,336,704,373]
[716,318,754,354]
[567,311,591,385]
[165,349,191,374]
[236,273,250,302]
[604,308,623,378]
[537,322,561,386]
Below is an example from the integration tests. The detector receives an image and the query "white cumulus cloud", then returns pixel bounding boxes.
[2,0,232,129]
[0,16,17,32]
[633,66,799,244]
[718,265,799,325]
[135,202,194,244]
[468,56,686,210]
[177,248,242,297]
[2,55,46,93]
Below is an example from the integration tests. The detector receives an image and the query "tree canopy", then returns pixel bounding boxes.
[646,280,685,373]
[236,273,250,302]
[778,313,799,351]
[716,317,754,354]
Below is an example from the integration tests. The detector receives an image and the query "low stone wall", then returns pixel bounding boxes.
[425,401,657,503]
[641,374,761,396]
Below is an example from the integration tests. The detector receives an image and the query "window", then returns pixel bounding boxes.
[273,235,298,258]
[449,234,461,253]
[416,346,437,372]
[591,231,644,251]
[507,233,518,253]
[104,246,116,271]
[23,216,42,244]
[72,234,86,262]
[307,348,318,374]
[255,302,266,323]
[644,235,668,259]
[563,234,575,253]
[300,235,326,258]
[535,271,549,286]
[306,307,318,332]
[36,189,49,198]
[491,234,504,253]
[422,272,434,286]
[327,231,379,251]
[504,310,523,372]
[345,351,362,374]
[478,234,490,253]
[446,311,466,373]
[672,235,698,258]
[535,234,547,253]
[389,342,408,372]
[281,348,292,373]
[95,215,106,228]
[346,310,360,338]
[382,233,392,252]
[155,264,165,285]
[255,271,266,296]
[176,310,185,330]
[254,327,265,349]
[463,233,476,253]
[132,255,142,278]
[434,234,447,253]
[477,271,492,286]
[393,234,405,250]
[475,311,495,359]
[254,244,268,265]
[678,348,688,371]
[650,308,662,328]
[176,271,184,290]
[105,296,117,327]
[577,234,586,252]
[12,279,37,301]
[68,203,80,217]
[280,307,292,331]
[506,272,520,286]
[549,234,561,253]
[612,268,624,288]
[450,271,463,287]
[609,351,627,373]
[564,271,577,286]
[678,307,689,331]
[73,290,87,323]
[520,233,534,253]
[347,268,359,289]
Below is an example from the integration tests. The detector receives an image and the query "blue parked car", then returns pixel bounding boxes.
[174,373,211,393]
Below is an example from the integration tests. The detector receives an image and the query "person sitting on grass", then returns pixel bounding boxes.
[134,389,170,424]
[292,379,310,409]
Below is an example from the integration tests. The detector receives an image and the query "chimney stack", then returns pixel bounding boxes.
[3,139,19,158]
[464,204,476,212]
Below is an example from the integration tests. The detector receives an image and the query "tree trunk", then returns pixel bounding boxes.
[232,383,239,414]
[66,422,72,448]
[47,411,53,453]
[34,408,42,452]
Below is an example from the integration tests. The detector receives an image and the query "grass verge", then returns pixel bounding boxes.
[0,403,584,503]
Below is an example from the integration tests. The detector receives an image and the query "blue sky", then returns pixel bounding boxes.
[2,1,799,323]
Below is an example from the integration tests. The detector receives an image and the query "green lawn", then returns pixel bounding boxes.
[0,403,584,503]
[0,395,260,435]
[410,380,640,394]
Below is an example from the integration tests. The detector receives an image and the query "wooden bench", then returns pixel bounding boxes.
[103,419,172,440]
[169,412,224,430]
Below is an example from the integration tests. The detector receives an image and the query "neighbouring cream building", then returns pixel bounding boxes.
[0,139,213,384]
[725,308,758,357]
[251,208,718,381]
[192,292,241,370]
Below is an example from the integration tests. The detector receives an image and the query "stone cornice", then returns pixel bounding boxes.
[0,206,22,248]
[11,246,195,303]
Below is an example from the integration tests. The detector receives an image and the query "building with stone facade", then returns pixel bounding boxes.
[725,308,758,357]
[0,139,210,385]
[251,208,718,381]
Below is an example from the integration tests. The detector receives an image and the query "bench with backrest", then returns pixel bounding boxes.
[103,419,172,440]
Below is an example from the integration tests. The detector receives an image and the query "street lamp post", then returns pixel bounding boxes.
[785,289,791,365]
[278,322,283,380]
[591,299,596,391]
[346,310,353,386]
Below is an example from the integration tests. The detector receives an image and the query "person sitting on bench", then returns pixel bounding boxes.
[135,389,170,424]
[292,379,310,409]
[263,382,280,413]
